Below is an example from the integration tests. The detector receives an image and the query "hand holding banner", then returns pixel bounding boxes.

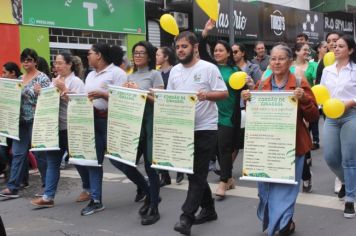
[30,87,60,151]
[0,78,22,140]
[241,92,298,184]
[67,94,99,167]
[151,90,197,174]
[105,86,148,167]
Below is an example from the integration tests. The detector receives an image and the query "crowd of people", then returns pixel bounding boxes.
[0,20,356,236]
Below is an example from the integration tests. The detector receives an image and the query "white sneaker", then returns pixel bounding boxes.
[334,177,342,194]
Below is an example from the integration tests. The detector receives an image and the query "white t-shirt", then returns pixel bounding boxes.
[167,60,227,131]
[85,63,127,110]
[51,72,85,130]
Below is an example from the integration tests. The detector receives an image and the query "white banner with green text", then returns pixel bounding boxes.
[151,90,197,174]
[30,87,60,151]
[67,94,99,166]
[0,78,22,140]
[105,86,148,167]
[241,92,298,184]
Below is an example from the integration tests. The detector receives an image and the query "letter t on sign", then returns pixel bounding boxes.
[83,2,98,27]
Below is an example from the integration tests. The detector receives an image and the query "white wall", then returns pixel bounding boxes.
[243,0,310,10]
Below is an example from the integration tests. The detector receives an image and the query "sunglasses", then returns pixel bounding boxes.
[21,57,34,63]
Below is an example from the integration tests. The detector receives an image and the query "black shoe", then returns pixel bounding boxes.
[338,184,346,200]
[311,142,320,150]
[176,173,184,184]
[139,198,150,216]
[81,199,105,216]
[134,189,146,202]
[194,207,218,225]
[0,188,19,198]
[344,202,356,219]
[279,219,295,236]
[160,172,171,187]
[174,215,193,235]
[141,206,160,225]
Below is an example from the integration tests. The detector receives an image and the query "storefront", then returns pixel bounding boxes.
[0,0,146,73]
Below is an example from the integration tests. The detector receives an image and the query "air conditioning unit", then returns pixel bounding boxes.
[172,12,189,29]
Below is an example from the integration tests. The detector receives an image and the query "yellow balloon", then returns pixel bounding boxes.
[196,0,219,21]
[159,14,179,36]
[323,52,335,66]
[311,85,330,105]
[323,98,345,119]
[229,72,247,90]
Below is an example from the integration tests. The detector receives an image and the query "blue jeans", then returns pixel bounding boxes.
[34,151,47,187]
[75,117,107,201]
[43,130,68,200]
[257,155,304,236]
[323,108,356,202]
[7,122,34,191]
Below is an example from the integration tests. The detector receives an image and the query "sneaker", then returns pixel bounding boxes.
[338,184,346,200]
[176,173,184,184]
[81,199,105,216]
[344,202,356,219]
[0,188,19,198]
[31,197,54,208]
[334,177,342,194]
[76,191,90,202]
[303,179,313,193]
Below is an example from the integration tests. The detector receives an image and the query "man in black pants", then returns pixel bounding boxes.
[167,31,228,235]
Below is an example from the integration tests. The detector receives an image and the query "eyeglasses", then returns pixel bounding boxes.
[233,50,239,55]
[53,61,65,66]
[21,58,34,63]
[133,51,147,57]
[270,57,289,63]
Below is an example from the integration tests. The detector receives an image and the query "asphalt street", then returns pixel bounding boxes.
[1,120,355,236]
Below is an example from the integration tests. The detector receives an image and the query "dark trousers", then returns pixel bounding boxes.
[0,216,6,236]
[302,151,312,181]
[182,130,217,219]
[309,120,319,144]
[217,125,235,182]
[111,105,160,207]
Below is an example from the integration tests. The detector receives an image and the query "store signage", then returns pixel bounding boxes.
[193,1,259,39]
[22,0,145,34]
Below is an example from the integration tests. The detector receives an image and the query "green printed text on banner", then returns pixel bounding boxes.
[105,86,148,167]
[30,87,60,151]
[67,94,99,167]
[241,92,298,184]
[151,90,197,174]
[0,78,22,140]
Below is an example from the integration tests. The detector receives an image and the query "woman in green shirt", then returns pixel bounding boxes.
[200,20,253,199]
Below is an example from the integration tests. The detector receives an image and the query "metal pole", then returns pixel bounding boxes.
[229,0,234,45]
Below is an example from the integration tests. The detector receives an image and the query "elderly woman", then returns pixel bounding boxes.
[242,44,319,236]
[321,34,356,219]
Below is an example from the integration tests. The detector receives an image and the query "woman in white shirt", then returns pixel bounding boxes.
[321,34,356,219]
[30,51,85,208]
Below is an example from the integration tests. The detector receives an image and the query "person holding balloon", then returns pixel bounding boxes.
[200,19,253,200]
[315,31,341,85]
[320,34,356,219]
[242,44,319,236]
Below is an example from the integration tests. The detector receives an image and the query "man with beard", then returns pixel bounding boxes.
[167,31,228,235]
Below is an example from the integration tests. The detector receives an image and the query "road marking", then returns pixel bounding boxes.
[60,169,344,211]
